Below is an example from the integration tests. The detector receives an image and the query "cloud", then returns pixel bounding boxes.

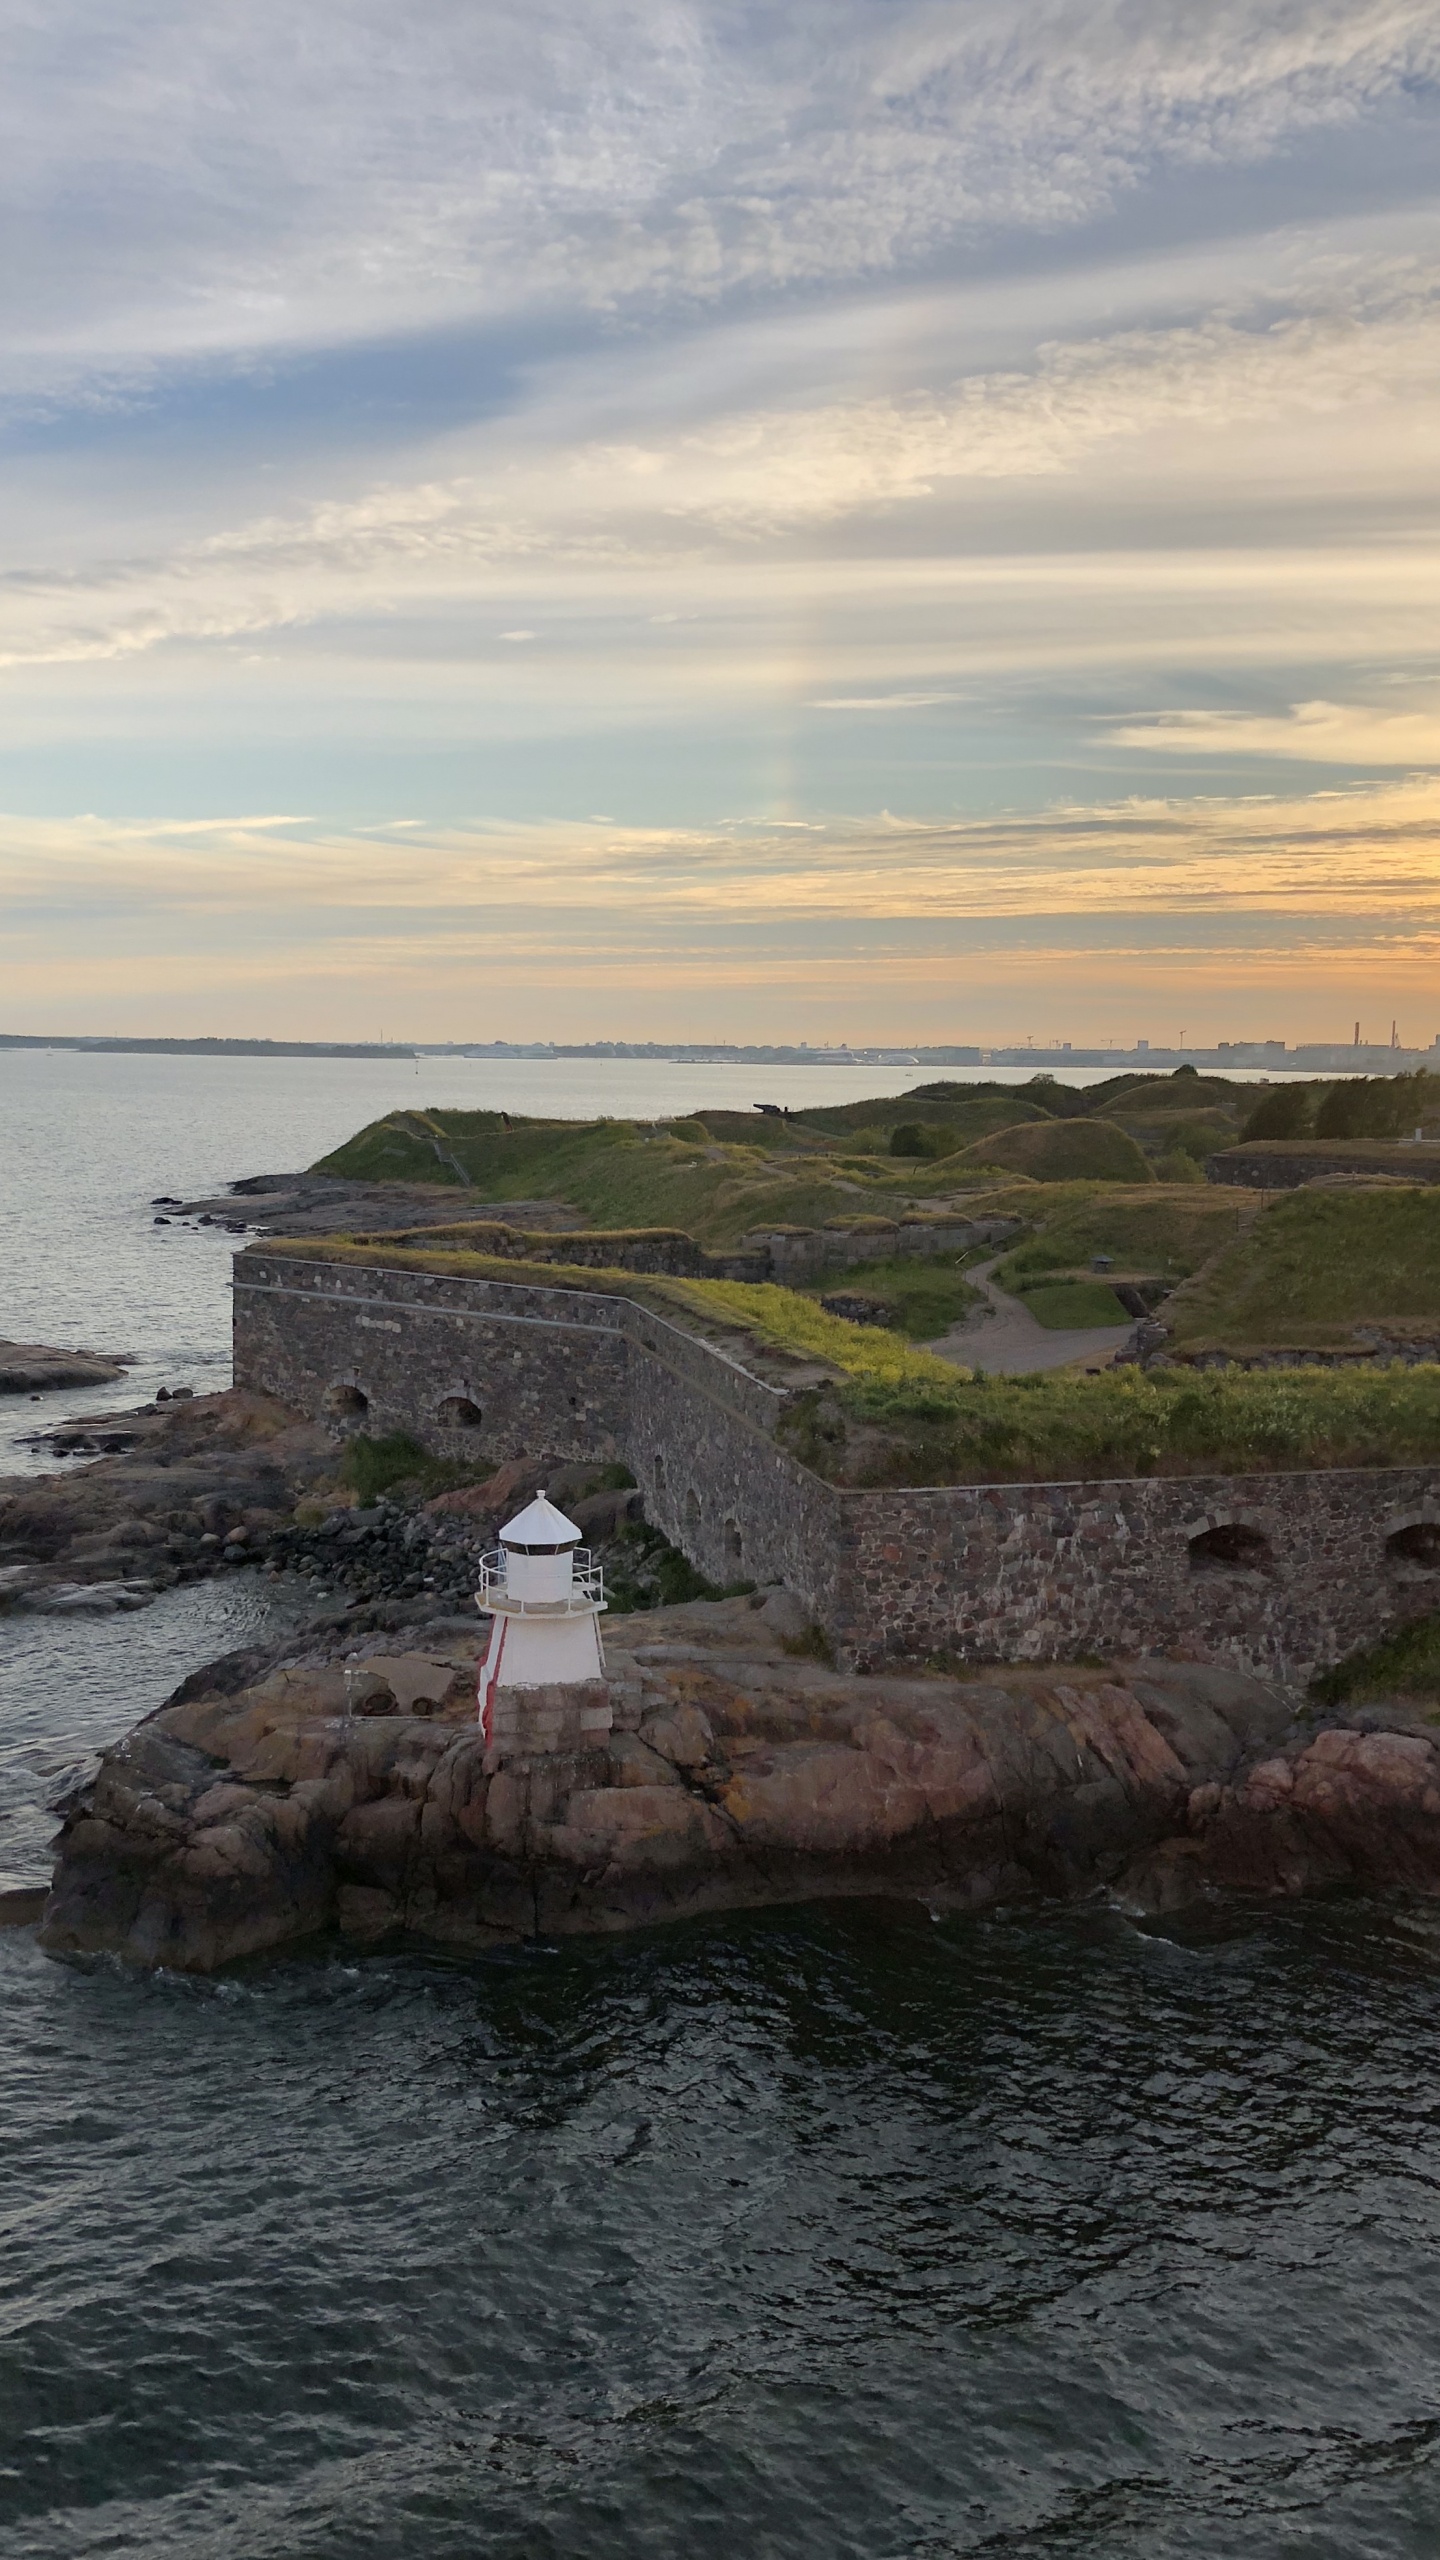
[807,694,969,710]
[3,0,1437,391]
[1111,699,1440,764]
[5,260,1440,681]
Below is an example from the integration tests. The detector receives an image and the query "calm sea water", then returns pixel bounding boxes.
[3,1051,1439,2558]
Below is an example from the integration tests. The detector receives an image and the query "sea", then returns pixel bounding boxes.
[2,1046,1439,2559]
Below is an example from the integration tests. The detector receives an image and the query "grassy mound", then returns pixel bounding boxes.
[1165,1186,1440,1351]
[1015,1279,1129,1330]
[957,1118,1154,1184]
[799,1255,982,1339]
[993,1184,1256,1294]
[315,1110,937,1247]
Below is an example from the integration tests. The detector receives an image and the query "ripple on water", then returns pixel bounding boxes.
[3,1896,1440,2559]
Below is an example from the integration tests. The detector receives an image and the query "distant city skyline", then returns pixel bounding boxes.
[2,5,1439,1037]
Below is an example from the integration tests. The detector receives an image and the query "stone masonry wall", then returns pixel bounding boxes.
[234,1251,1440,1681]
[233,1253,631,1466]
[837,1471,1440,1684]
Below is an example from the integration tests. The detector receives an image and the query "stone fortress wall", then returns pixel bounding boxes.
[234,1250,1440,1684]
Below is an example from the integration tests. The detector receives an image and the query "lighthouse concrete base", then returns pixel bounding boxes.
[485,1677,612,1768]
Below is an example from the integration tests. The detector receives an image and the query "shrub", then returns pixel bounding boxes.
[1314,1073,1435,1141]
[1311,1613,1440,1707]
[339,1431,489,1504]
[1240,1086,1311,1142]
[890,1121,957,1159]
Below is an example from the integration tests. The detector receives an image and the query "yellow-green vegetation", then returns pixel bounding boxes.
[261,1231,1440,1487]
[316,1109,939,1247]
[798,1255,982,1339]
[782,1360,1440,1487]
[957,1118,1153,1183]
[993,1183,1256,1293]
[259,1234,975,1391]
[1165,1186,1440,1351]
[664,1278,974,1389]
[1015,1279,1129,1330]
[1312,1614,1440,1709]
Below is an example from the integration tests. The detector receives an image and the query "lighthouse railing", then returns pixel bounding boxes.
[475,1546,605,1614]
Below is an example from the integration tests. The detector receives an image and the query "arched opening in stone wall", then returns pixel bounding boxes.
[652,1453,665,1489]
[1188,1521,1273,1574]
[724,1517,743,1562]
[436,1395,484,1429]
[1387,1521,1440,1569]
[685,1488,701,1527]
[323,1383,369,1420]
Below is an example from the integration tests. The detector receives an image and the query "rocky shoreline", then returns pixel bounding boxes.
[36,1581,1440,1971]
[12,1380,1440,1970]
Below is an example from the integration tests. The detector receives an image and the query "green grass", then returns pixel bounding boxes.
[957,1118,1154,1184]
[1311,1614,1440,1709]
[261,1235,976,1391]
[315,1110,967,1247]
[338,1431,491,1504]
[992,1183,1258,1294]
[1165,1185,1440,1351]
[781,1361,1440,1487]
[801,1255,982,1339]
[259,1234,1440,1488]
[1016,1279,1128,1330]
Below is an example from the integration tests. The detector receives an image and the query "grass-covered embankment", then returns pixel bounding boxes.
[783,1360,1440,1487]
[314,1110,1005,1246]
[956,1117,1154,1184]
[1165,1186,1440,1352]
[258,1235,1440,1486]
[796,1255,982,1339]
[992,1183,1260,1296]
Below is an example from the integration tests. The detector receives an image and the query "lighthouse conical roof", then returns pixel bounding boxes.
[499,1493,581,1550]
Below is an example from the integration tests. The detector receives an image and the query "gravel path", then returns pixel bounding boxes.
[928,1258,1136,1376]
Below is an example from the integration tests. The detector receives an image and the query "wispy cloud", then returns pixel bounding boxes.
[1112,699,1440,763]
[5,0,1438,385]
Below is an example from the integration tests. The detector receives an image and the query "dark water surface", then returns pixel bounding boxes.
[4,1891,1440,2557]
[5,1052,1440,2554]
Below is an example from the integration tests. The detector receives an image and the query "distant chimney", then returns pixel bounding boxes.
[1354,1022,1361,1046]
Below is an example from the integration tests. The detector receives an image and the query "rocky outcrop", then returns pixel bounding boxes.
[50,1588,1429,1972]
[0,1389,337,1613]
[0,1339,131,1394]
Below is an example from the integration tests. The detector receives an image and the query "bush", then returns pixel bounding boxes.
[1155,1150,1204,1184]
[1240,1086,1311,1142]
[1314,1074,1433,1141]
[340,1431,489,1504]
[1312,1613,1440,1707]
[889,1121,956,1159]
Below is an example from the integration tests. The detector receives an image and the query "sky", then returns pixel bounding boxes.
[3,0,1440,1046]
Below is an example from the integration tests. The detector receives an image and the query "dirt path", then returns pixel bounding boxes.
[928,1258,1136,1376]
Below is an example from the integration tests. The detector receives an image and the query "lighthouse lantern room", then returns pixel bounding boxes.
[476,1494,607,1738]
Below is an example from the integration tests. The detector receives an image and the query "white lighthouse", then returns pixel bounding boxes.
[475,1494,609,1749]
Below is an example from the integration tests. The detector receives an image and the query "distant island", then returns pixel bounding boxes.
[0,1035,416,1059]
[6,1031,1440,1071]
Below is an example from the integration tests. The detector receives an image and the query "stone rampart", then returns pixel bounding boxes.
[1208,1143,1440,1190]
[234,1250,1440,1683]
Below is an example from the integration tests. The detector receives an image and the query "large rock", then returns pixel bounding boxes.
[44,1593,1403,1973]
[0,1340,130,1395]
